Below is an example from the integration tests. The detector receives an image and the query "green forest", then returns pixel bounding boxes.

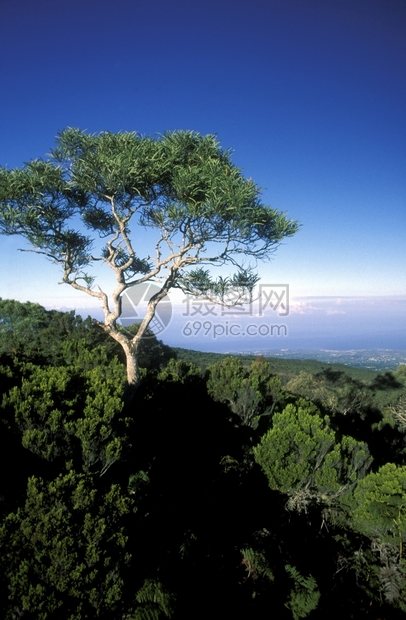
[1,298,406,619]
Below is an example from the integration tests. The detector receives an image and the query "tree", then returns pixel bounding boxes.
[386,392,406,432]
[253,400,372,513]
[0,471,173,619]
[284,564,320,620]
[346,463,406,610]
[0,128,299,396]
[2,359,129,475]
[350,463,406,552]
[0,298,50,360]
[207,356,285,429]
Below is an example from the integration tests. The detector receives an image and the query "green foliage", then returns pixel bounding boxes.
[370,541,406,610]
[207,356,285,428]
[174,346,392,386]
[383,391,406,433]
[286,368,374,417]
[128,471,150,497]
[0,298,176,374]
[394,365,406,383]
[3,311,406,616]
[339,464,406,611]
[2,359,129,474]
[0,361,18,402]
[58,338,115,371]
[286,371,338,410]
[207,356,247,401]
[156,358,202,384]
[350,463,406,547]
[74,363,129,474]
[3,363,81,461]
[0,298,50,359]
[284,565,320,620]
[0,471,133,619]
[253,401,372,511]
[130,579,173,619]
[0,298,111,364]
[240,547,274,583]
[178,267,260,305]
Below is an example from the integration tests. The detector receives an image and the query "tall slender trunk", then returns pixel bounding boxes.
[122,341,141,402]
[105,324,141,402]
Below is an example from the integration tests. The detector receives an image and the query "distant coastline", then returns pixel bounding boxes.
[228,348,406,371]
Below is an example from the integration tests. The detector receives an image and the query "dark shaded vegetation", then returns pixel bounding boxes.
[1,300,406,619]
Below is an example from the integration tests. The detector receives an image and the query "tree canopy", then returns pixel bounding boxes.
[253,400,372,512]
[0,128,299,393]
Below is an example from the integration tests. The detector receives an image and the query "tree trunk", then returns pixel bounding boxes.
[120,339,141,402]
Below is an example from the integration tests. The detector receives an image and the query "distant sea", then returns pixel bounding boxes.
[73,300,406,371]
[160,299,406,370]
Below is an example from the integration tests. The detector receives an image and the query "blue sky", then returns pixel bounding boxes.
[0,0,405,350]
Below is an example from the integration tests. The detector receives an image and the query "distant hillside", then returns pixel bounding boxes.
[174,346,405,411]
[174,347,380,381]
